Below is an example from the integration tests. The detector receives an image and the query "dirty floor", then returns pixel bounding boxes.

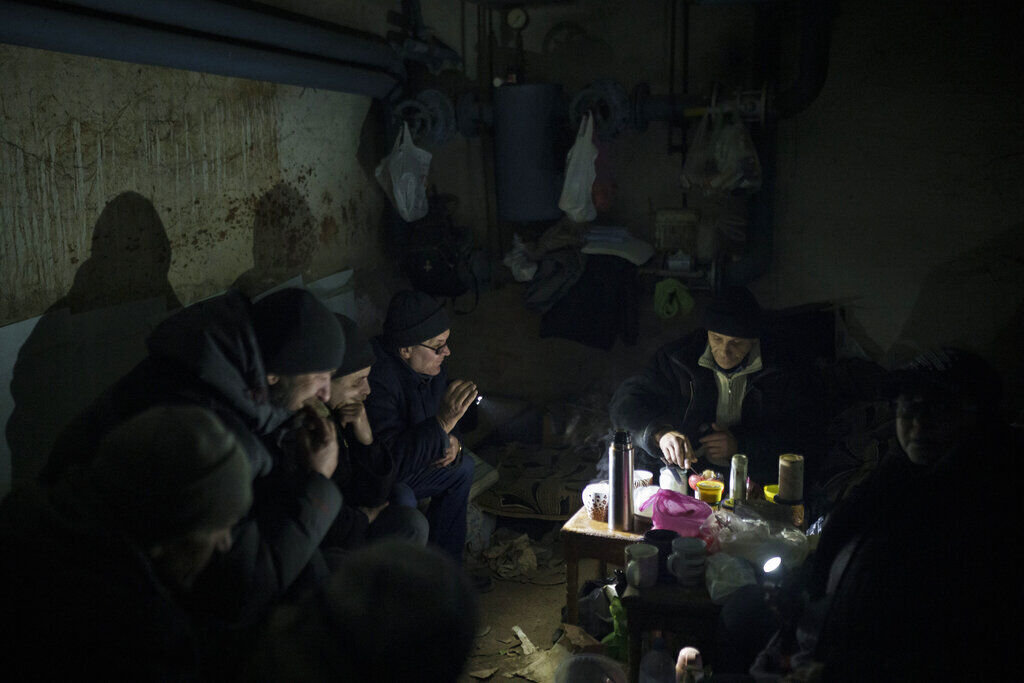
[458,517,606,683]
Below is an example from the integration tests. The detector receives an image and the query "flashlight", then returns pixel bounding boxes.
[474,395,484,405]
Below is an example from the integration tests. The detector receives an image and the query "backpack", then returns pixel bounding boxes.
[401,192,478,312]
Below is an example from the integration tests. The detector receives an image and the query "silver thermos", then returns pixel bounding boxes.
[608,430,635,532]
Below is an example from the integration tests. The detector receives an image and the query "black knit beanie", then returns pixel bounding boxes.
[91,405,252,545]
[334,314,376,377]
[701,286,762,339]
[382,290,450,349]
[252,288,346,374]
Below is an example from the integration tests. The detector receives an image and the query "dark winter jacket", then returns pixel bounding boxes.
[364,338,451,481]
[0,470,202,681]
[609,329,823,484]
[320,416,397,548]
[40,291,342,627]
[760,422,1018,680]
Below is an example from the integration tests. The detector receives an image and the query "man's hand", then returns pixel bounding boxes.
[658,430,695,469]
[295,405,338,478]
[698,423,737,466]
[437,379,478,434]
[359,501,389,525]
[334,402,373,446]
[676,647,703,683]
[433,434,460,468]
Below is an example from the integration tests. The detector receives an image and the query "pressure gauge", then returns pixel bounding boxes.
[506,7,529,31]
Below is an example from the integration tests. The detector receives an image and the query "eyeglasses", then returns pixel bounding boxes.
[418,341,450,355]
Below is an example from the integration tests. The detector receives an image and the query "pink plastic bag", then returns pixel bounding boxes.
[640,489,713,537]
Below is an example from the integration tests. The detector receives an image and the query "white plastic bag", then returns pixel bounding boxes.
[558,113,598,223]
[681,110,761,196]
[502,233,538,282]
[375,122,432,222]
[705,552,757,604]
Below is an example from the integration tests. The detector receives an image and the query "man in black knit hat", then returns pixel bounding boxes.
[364,290,478,564]
[610,286,816,485]
[41,287,347,655]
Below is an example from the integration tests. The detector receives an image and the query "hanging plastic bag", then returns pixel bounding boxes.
[375,122,432,222]
[681,110,761,196]
[558,112,598,222]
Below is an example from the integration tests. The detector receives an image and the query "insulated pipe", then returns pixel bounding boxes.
[0,1,402,99]
[773,0,835,119]
[723,0,834,286]
[58,0,405,79]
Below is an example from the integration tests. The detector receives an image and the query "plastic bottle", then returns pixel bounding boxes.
[639,636,675,683]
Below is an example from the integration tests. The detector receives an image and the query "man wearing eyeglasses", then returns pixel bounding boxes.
[364,290,478,563]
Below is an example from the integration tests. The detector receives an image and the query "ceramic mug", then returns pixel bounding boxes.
[643,528,680,584]
[667,537,706,585]
[624,543,659,588]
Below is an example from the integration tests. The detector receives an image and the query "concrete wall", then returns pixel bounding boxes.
[765,0,1023,375]
[0,1,392,491]
[0,43,382,323]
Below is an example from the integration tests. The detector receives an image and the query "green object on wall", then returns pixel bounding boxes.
[654,278,695,320]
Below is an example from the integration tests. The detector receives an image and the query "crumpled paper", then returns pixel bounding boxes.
[505,643,572,681]
[482,532,538,579]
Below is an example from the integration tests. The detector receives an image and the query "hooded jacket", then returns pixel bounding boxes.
[41,291,342,627]
[0,469,202,680]
[609,329,822,484]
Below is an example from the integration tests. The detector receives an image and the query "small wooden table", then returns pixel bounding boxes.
[559,507,647,624]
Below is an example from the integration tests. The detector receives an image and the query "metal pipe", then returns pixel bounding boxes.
[0,1,402,99]
[58,0,405,79]
[773,0,835,118]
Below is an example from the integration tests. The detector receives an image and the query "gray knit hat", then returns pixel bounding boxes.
[252,288,346,374]
[333,314,376,377]
[382,290,450,349]
[90,405,252,545]
[702,286,763,339]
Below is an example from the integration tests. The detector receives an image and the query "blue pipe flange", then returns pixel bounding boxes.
[416,89,457,146]
[392,98,433,144]
[569,78,630,139]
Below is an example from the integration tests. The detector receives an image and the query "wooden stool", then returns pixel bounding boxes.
[559,507,648,624]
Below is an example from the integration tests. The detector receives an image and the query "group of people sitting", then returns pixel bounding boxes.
[0,287,483,680]
[1,281,1016,681]
[608,286,1017,681]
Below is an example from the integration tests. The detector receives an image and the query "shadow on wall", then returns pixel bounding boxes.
[231,181,317,298]
[6,191,181,487]
[892,222,1024,416]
